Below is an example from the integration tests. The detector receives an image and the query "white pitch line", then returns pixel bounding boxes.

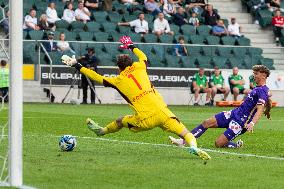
[74,136,284,161]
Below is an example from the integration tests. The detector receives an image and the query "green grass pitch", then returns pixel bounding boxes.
[1,103,284,188]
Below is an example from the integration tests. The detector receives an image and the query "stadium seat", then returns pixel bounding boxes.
[28,30,44,40]
[23,31,28,39]
[180,25,196,36]
[64,32,78,41]
[212,57,229,69]
[228,57,244,68]
[206,36,220,45]
[260,58,274,69]
[165,55,182,67]
[118,26,132,34]
[187,46,202,56]
[181,56,197,68]
[94,32,110,41]
[97,53,115,66]
[111,32,123,42]
[196,25,211,36]
[248,47,263,56]
[79,32,94,41]
[170,24,180,35]
[144,14,154,24]
[55,20,70,30]
[108,12,123,23]
[102,22,118,32]
[123,14,137,22]
[86,22,102,32]
[128,33,142,42]
[217,47,234,58]
[221,36,236,46]
[237,37,251,46]
[202,46,217,57]
[232,47,248,57]
[258,9,273,27]
[93,11,108,23]
[147,53,166,67]
[143,34,158,43]
[71,21,86,31]
[159,35,174,43]
[137,44,153,55]
[196,56,212,68]
[104,44,120,55]
[190,35,205,44]
[49,51,63,65]
[152,45,165,62]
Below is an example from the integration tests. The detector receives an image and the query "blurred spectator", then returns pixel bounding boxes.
[42,31,58,52]
[212,19,228,36]
[0,60,9,102]
[118,13,149,34]
[173,7,188,26]
[0,10,9,35]
[229,67,251,101]
[57,32,75,54]
[62,2,76,23]
[272,9,284,46]
[228,17,243,38]
[23,8,40,31]
[75,1,91,23]
[121,0,139,5]
[191,68,212,106]
[46,2,61,24]
[153,13,174,36]
[38,14,54,31]
[84,0,101,13]
[267,0,280,12]
[145,0,162,16]
[174,36,188,56]
[201,4,220,26]
[185,0,206,13]
[249,74,257,89]
[188,12,200,26]
[163,0,176,18]
[210,67,229,103]
[103,0,113,11]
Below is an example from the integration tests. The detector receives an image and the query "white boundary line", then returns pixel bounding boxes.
[72,136,284,161]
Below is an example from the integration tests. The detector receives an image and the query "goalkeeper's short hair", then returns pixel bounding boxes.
[116,54,132,71]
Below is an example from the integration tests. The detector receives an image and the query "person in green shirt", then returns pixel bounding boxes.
[0,60,9,102]
[229,67,251,101]
[249,74,257,89]
[191,68,212,106]
[210,67,229,103]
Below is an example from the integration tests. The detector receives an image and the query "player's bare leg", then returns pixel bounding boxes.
[232,87,239,101]
[193,87,200,106]
[204,88,212,106]
[223,87,230,100]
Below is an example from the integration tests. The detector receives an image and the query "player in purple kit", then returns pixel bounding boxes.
[169,65,272,148]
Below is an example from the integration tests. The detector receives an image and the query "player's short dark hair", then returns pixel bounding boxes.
[116,54,132,70]
[178,36,184,41]
[0,60,7,66]
[252,65,270,77]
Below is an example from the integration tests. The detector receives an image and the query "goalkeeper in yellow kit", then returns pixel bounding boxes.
[61,36,211,160]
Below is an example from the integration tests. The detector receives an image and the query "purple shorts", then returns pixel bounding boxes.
[215,111,246,141]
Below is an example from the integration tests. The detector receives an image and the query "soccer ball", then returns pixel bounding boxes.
[59,135,77,151]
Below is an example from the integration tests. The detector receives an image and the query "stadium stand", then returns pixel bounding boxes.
[19,0,277,69]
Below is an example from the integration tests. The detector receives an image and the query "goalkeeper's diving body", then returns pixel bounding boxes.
[170,65,272,148]
[61,36,211,160]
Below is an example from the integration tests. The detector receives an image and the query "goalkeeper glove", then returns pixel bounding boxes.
[119,36,134,50]
[61,55,77,66]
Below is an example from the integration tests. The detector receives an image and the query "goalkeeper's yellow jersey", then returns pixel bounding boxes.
[80,47,174,119]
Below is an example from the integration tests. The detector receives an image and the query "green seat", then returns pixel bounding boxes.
[152,45,165,59]
[228,57,244,68]
[71,21,85,31]
[64,32,78,41]
[165,55,182,67]
[144,14,154,24]
[243,56,253,69]
[97,53,115,66]
[129,33,142,42]
[196,56,212,68]
[93,11,108,23]
[23,31,28,39]
[212,57,229,69]
[28,30,44,40]
[137,44,153,55]
[114,4,127,14]
[237,37,250,46]
[196,25,211,36]
[159,35,174,43]
[170,24,180,35]
[56,28,69,33]
[190,35,205,44]
[206,36,220,45]
[181,56,197,68]
[49,51,63,65]
[108,12,123,23]
[55,20,70,30]
[202,46,217,57]
[102,22,118,32]
[232,47,248,57]
[180,25,196,36]
[174,35,189,43]
[88,43,105,54]
[123,14,137,22]
[86,22,101,32]
[79,32,94,41]
[148,53,166,67]
[223,19,229,28]
[258,9,272,27]
[111,32,123,42]
[143,34,158,43]
[118,26,132,34]
[217,47,233,58]
[187,46,202,56]
[221,36,236,46]
[248,47,263,56]
[260,58,274,69]
[104,44,120,55]
[94,32,110,41]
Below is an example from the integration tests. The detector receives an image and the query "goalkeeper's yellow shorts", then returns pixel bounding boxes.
[121,109,187,135]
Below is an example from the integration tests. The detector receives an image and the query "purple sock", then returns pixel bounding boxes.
[191,124,207,138]
[226,141,237,148]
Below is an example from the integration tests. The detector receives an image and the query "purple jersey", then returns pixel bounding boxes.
[232,85,270,125]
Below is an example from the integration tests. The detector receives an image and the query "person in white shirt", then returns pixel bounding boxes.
[228,17,243,38]
[46,2,61,24]
[118,13,149,34]
[57,32,75,54]
[23,8,40,31]
[163,0,176,18]
[153,12,174,36]
[75,1,91,23]
[62,2,76,23]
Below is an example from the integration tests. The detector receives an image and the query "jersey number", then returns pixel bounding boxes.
[128,74,142,90]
